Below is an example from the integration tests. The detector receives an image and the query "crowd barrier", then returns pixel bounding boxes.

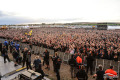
[63,53,71,63]
[95,59,120,76]
[18,42,71,63]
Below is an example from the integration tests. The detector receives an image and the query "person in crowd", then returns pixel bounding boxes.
[69,47,75,55]
[43,49,50,70]
[0,42,2,55]
[55,57,62,80]
[26,50,32,70]
[93,65,105,80]
[29,42,32,50]
[105,66,118,80]
[42,50,45,66]
[22,47,28,67]
[52,52,59,72]
[76,65,88,80]
[83,53,87,66]
[107,50,113,60]
[0,72,1,80]
[10,40,14,53]
[12,48,19,66]
[113,51,118,61]
[117,49,120,56]
[14,42,20,54]
[68,54,76,78]
[76,54,82,69]
[36,63,45,79]
[86,51,94,75]
[33,56,41,71]
[4,40,8,50]
[2,46,10,63]
[100,51,106,59]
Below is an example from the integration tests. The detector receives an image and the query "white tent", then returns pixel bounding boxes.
[108,26,120,30]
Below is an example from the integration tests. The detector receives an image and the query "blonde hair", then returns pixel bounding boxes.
[35,56,39,59]
[98,65,103,70]
[24,47,28,51]
[24,47,28,52]
[81,65,85,70]
[55,52,58,56]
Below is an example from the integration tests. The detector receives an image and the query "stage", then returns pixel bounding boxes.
[0,56,50,80]
[0,56,23,80]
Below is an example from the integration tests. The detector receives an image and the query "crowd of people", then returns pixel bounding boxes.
[0,27,120,61]
[0,27,120,80]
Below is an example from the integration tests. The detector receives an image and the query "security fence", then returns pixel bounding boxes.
[19,42,71,63]
[19,42,120,77]
[95,59,120,76]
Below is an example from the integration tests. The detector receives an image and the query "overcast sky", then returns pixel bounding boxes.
[0,0,120,25]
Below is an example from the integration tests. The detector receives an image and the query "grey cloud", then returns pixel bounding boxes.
[0,10,119,25]
[0,17,35,25]
[0,11,7,17]
[0,10,85,25]
[0,10,36,24]
[0,10,98,24]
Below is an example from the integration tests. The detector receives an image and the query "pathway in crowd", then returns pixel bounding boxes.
[5,51,95,80]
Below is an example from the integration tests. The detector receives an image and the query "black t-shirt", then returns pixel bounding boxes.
[68,58,76,67]
[86,55,94,65]
[52,56,59,64]
[76,69,88,80]
[2,48,8,55]
[23,50,28,59]
[13,51,19,59]
[0,43,2,51]
[44,51,49,60]
[96,70,105,80]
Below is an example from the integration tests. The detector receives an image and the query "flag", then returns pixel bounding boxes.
[28,30,32,36]
[25,32,28,35]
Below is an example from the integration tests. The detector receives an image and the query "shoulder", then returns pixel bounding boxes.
[105,69,109,73]
[76,70,80,74]
[83,70,86,73]
[97,70,104,73]
[38,59,41,61]
[34,59,37,62]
